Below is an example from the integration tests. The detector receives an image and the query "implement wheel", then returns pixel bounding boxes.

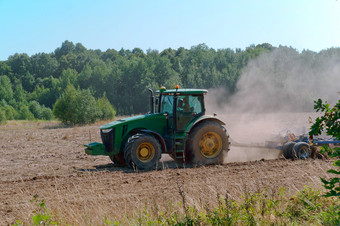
[282,141,296,159]
[185,121,229,165]
[292,142,310,160]
[124,133,161,170]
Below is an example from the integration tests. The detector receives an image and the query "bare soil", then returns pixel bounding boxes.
[0,115,335,225]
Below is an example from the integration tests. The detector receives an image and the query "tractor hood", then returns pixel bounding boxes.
[100,114,162,130]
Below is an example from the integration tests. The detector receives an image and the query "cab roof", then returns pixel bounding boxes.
[156,89,208,95]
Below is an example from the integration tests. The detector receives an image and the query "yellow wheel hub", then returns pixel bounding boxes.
[199,132,222,158]
[137,142,155,162]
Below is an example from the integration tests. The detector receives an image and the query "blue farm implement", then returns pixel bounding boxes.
[277,132,340,160]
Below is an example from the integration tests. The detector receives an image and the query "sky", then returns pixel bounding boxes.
[0,0,340,60]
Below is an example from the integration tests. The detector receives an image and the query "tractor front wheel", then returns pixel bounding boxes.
[123,133,161,170]
[185,121,229,165]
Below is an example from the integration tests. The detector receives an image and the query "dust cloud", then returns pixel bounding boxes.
[206,47,340,162]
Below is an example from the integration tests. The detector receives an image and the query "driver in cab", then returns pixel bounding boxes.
[178,96,193,112]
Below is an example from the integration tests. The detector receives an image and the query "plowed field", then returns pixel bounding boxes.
[0,113,334,224]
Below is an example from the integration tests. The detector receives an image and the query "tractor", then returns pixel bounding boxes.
[84,86,230,170]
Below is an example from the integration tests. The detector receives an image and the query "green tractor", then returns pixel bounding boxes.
[84,86,230,170]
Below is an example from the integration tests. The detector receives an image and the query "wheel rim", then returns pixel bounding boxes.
[298,146,309,159]
[199,132,222,158]
[137,142,155,162]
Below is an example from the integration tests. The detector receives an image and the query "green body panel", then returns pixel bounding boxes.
[99,113,168,155]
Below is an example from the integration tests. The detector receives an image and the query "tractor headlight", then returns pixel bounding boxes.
[101,129,112,133]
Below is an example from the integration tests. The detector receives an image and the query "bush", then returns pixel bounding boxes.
[4,105,16,120]
[17,104,35,120]
[310,99,340,198]
[53,85,107,125]
[40,107,53,120]
[29,101,42,119]
[28,101,53,120]
[0,108,6,124]
[0,100,17,120]
[97,95,116,120]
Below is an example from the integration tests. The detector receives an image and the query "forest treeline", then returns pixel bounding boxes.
[0,41,339,123]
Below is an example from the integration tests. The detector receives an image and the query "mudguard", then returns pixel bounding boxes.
[140,129,167,153]
[186,115,226,134]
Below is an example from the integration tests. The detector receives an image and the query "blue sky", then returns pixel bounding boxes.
[0,0,339,60]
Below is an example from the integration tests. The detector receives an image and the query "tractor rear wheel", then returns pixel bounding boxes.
[123,133,161,170]
[185,121,229,165]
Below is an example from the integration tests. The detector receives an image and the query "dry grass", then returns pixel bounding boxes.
[1,158,334,224]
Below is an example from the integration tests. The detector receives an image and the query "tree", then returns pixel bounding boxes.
[30,53,59,78]
[54,40,75,59]
[17,104,34,120]
[7,53,32,78]
[13,83,27,104]
[0,108,6,124]
[97,95,116,120]
[0,75,13,102]
[310,99,340,198]
[53,85,109,125]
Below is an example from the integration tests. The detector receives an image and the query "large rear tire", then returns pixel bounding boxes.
[185,121,229,165]
[123,133,161,170]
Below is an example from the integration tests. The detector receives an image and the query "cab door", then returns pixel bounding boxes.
[159,94,175,132]
[176,95,204,131]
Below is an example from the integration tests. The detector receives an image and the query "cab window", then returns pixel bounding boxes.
[160,95,174,115]
[177,95,203,114]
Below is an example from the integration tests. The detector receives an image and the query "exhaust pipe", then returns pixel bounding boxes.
[148,88,155,113]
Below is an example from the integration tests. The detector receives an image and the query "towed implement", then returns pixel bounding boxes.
[275,131,340,160]
[85,86,230,170]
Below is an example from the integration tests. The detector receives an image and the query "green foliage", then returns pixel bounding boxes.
[53,85,113,125]
[29,101,43,119]
[17,104,35,120]
[0,108,6,124]
[30,195,58,225]
[97,95,116,120]
[0,41,277,116]
[128,186,339,225]
[0,100,17,120]
[310,99,340,198]
[14,187,339,225]
[40,107,53,120]
[28,101,53,120]
[0,75,13,102]
[2,41,340,117]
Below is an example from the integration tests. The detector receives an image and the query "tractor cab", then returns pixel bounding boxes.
[156,87,207,132]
